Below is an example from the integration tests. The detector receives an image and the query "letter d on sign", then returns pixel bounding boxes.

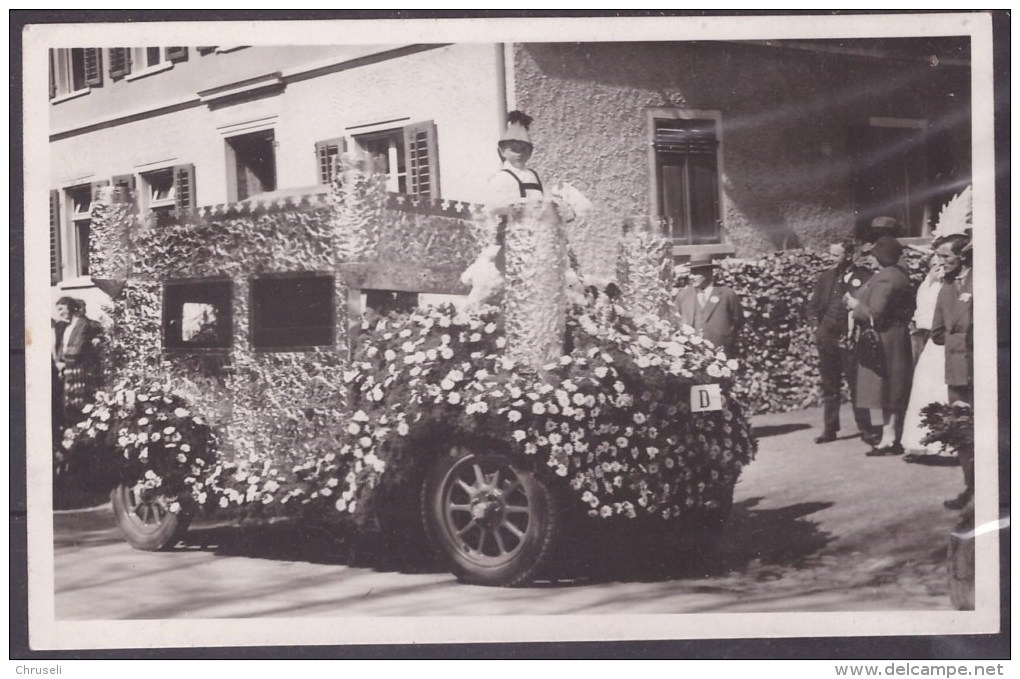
[690,384,722,412]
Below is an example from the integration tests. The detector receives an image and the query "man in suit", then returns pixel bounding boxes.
[931,233,973,510]
[675,257,741,357]
[808,240,876,444]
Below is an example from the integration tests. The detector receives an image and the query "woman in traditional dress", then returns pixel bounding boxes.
[845,236,916,455]
[56,298,104,423]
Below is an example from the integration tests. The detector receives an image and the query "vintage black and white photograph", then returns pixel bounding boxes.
[21,12,1003,651]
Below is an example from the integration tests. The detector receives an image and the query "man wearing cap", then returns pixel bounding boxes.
[675,257,742,357]
[808,240,876,444]
[869,215,902,241]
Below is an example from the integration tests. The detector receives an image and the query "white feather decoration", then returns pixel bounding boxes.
[932,185,972,239]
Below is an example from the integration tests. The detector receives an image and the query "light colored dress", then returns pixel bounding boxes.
[901,272,949,454]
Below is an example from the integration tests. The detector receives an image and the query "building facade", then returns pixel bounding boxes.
[48,39,971,304]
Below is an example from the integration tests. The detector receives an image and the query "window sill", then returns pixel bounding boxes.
[50,87,91,104]
[125,61,174,82]
[56,275,95,290]
[670,242,736,258]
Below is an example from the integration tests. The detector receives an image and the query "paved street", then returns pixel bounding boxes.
[52,405,965,618]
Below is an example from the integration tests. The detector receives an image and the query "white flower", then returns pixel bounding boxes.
[448,392,462,405]
[180,443,191,453]
[507,409,522,422]
[384,349,397,361]
[335,498,348,512]
[594,366,608,379]
[707,364,722,378]
[512,430,527,442]
[176,453,188,463]
[633,412,647,425]
[440,347,454,360]
[173,407,190,418]
[531,402,546,415]
[346,422,361,436]
[473,401,489,414]
[137,417,149,426]
[441,379,455,391]
[359,436,373,448]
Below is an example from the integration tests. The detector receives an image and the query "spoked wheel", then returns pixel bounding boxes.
[423,445,561,587]
[110,484,191,551]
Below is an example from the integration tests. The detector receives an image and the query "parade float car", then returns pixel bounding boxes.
[60,164,756,587]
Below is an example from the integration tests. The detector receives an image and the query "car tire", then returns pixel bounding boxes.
[422,444,561,587]
[110,483,191,551]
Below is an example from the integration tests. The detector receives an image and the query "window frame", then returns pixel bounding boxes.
[646,108,732,257]
[347,118,440,199]
[225,129,277,202]
[140,167,178,213]
[161,277,234,355]
[49,48,98,103]
[65,184,94,278]
[249,271,337,352]
[124,47,174,81]
[353,128,408,194]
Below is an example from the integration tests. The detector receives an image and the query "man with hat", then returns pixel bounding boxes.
[869,215,902,240]
[675,257,742,357]
[808,239,876,444]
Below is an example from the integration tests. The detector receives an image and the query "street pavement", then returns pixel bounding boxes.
[52,404,966,618]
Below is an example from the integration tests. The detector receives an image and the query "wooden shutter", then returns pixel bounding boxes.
[315,138,346,185]
[48,51,56,99]
[84,48,103,87]
[654,119,718,154]
[167,47,188,63]
[403,120,440,199]
[49,190,62,284]
[108,48,131,81]
[173,164,196,209]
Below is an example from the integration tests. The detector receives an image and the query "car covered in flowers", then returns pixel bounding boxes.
[60,165,756,587]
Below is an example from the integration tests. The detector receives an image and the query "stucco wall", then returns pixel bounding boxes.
[512,41,971,270]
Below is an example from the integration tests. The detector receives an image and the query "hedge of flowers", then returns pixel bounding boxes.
[62,301,756,523]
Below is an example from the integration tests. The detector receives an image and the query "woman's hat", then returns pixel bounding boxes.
[871,235,904,266]
[499,110,533,146]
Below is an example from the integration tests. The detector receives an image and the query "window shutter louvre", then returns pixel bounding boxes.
[108,48,131,81]
[315,138,346,185]
[173,164,196,209]
[403,120,440,199]
[50,190,62,284]
[167,47,188,63]
[84,48,103,87]
[654,121,718,155]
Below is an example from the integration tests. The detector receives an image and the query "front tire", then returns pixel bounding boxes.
[422,445,561,587]
[110,484,191,551]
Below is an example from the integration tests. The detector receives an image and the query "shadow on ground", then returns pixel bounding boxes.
[168,496,836,588]
[751,422,812,439]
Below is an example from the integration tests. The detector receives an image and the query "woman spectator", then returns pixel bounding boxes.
[844,236,916,455]
[55,298,104,423]
[900,257,950,461]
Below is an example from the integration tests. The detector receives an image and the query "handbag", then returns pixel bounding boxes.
[856,317,887,377]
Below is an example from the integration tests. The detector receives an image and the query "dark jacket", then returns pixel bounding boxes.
[809,263,873,341]
[931,269,973,387]
[675,284,742,355]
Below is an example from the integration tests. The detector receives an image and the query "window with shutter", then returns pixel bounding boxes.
[403,120,440,200]
[108,48,131,81]
[49,49,91,99]
[652,116,722,245]
[49,190,62,284]
[315,138,346,185]
[173,164,196,210]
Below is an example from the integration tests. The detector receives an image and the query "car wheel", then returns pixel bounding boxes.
[110,484,191,551]
[422,444,561,587]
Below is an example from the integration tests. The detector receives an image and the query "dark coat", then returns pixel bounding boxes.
[931,269,973,387]
[852,265,915,411]
[675,284,742,356]
[809,263,873,342]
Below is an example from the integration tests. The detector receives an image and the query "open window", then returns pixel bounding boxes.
[163,278,233,353]
[250,273,335,351]
[226,130,277,201]
[49,48,101,101]
[65,184,98,277]
[350,120,439,199]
